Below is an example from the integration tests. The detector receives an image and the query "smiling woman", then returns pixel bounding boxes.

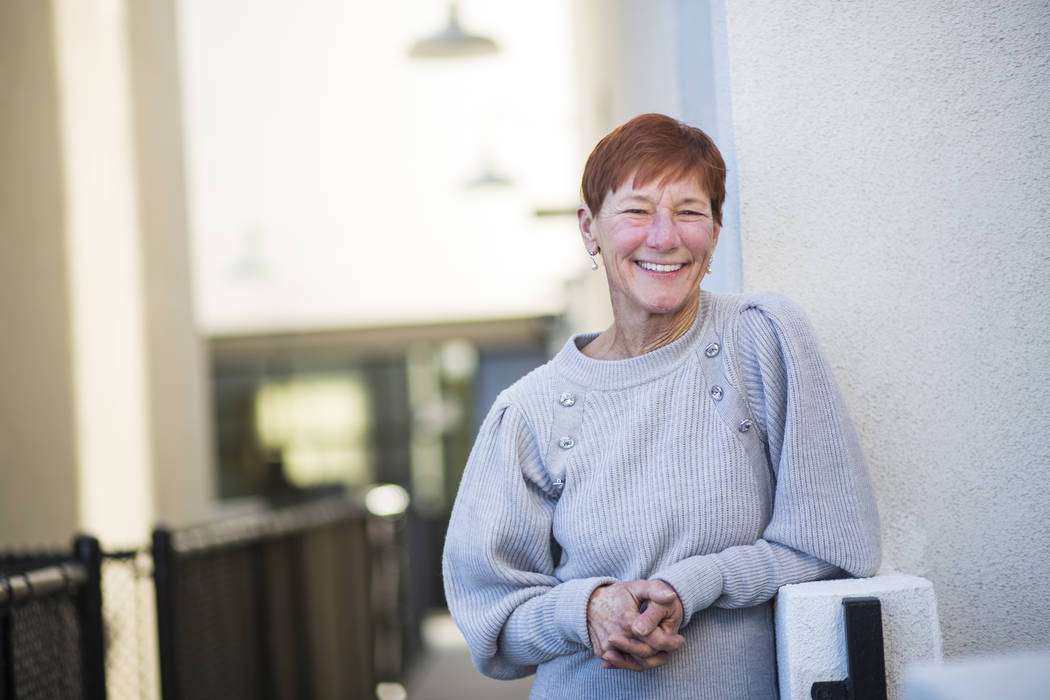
[578,176,719,358]
[442,114,881,699]
[576,114,724,359]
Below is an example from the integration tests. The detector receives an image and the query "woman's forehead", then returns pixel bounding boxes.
[610,171,710,201]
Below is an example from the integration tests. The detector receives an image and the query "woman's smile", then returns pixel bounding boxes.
[636,261,685,273]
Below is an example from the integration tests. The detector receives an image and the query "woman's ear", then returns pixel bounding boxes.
[578,204,597,253]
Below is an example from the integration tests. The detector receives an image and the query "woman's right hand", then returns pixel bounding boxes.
[586,580,685,672]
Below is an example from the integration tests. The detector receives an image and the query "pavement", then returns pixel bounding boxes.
[400,612,533,700]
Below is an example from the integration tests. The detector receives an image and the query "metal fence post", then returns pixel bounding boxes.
[153,527,178,700]
[0,587,13,700]
[74,535,107,700]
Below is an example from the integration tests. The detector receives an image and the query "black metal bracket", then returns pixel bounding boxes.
[811,596,887,700]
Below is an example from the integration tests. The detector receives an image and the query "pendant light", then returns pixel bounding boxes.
[409,3,498,59]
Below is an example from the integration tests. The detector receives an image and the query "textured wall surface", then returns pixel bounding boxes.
[903,648,1050,700]
[723,0,1050,656]
[776,575,941,700]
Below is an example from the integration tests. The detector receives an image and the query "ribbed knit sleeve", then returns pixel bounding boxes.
[651,294,881,624]
[442,398,616,680]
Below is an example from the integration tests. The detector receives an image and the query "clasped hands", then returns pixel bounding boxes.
[586,579,685,672]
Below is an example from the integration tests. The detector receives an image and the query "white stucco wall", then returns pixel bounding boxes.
[722,0,1050,656]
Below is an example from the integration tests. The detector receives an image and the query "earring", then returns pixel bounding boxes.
[706,257,714,274]
[588,247,600,270]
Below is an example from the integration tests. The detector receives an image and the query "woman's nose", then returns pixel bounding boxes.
[646,210,677,250]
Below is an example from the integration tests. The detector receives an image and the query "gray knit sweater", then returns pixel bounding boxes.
[442,291,881,699]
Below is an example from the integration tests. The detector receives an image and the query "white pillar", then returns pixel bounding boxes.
[52,0,154,548]
[0,0,212,550]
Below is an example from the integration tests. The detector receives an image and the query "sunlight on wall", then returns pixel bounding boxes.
[177,0,584,334]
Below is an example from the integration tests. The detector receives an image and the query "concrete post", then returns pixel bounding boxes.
[776,575,942,700]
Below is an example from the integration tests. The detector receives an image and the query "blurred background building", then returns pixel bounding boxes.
[2,0,1048,696]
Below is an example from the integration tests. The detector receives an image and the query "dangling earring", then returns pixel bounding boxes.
[706,257,714,274]
[589,247,600,270]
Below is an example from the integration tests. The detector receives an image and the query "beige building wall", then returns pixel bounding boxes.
[126,0,214,530]
[0,0,212,549]
[722,1,1050,657]
[0,0,81,545]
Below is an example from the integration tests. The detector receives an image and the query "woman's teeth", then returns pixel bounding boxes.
[637,261,683,272]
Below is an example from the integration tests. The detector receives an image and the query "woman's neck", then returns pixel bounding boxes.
[582,294,700,360]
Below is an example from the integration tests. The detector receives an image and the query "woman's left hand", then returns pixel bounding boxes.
[586,579,685,671]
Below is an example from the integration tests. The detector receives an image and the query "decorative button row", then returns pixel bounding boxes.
[738,419,752,433]
[558,436,575,450]
[704,342,720,358]
[710,385,724,401]
[559,392,576,407]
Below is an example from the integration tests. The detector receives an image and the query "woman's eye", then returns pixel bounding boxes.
[680,210,708,217]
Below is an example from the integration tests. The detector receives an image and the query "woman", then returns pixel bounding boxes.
[442,113,880,698]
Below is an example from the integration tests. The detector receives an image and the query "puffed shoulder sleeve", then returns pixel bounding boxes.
[442,397,615,679]
[735,293,881,577]
[651,293,881,624]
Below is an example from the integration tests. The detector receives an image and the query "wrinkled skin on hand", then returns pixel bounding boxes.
[586,579,685,672]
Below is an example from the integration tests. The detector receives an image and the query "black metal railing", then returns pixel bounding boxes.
[1,496,408,700]
[152,497,376,700]
[0,537,105,700]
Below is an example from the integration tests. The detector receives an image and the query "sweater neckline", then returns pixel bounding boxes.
[553,291,713,390]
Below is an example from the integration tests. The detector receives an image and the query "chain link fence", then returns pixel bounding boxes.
[153,497,386,700]
[101,552,159,700]
[0,538,105,700]
[2,496,405,700]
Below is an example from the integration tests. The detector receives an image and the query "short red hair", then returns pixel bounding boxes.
[581,113,726,226]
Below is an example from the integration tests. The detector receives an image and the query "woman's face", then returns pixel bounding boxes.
[579,174,719,325]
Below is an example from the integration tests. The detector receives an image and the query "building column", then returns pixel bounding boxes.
[0,0,212,549]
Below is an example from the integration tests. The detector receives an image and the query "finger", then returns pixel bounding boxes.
[639,627,686,653]
[636,650,672,670]
[601,648,644,672]
[628,578,677,605]
[630,601,668,637]
[614,650,672,672]
[607,634,657,659]
[646,584,678,605]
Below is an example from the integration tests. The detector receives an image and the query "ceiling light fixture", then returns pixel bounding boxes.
[409,3,498,59]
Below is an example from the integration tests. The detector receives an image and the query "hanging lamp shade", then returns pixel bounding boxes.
[409,4,498,59]
[466,160,513,188]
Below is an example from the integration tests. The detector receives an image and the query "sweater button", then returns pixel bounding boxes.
[558,436,575,450]
[559,392,576,407]
[710,385,724,401]
[704,342,720,358]
[738,419,752,433]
